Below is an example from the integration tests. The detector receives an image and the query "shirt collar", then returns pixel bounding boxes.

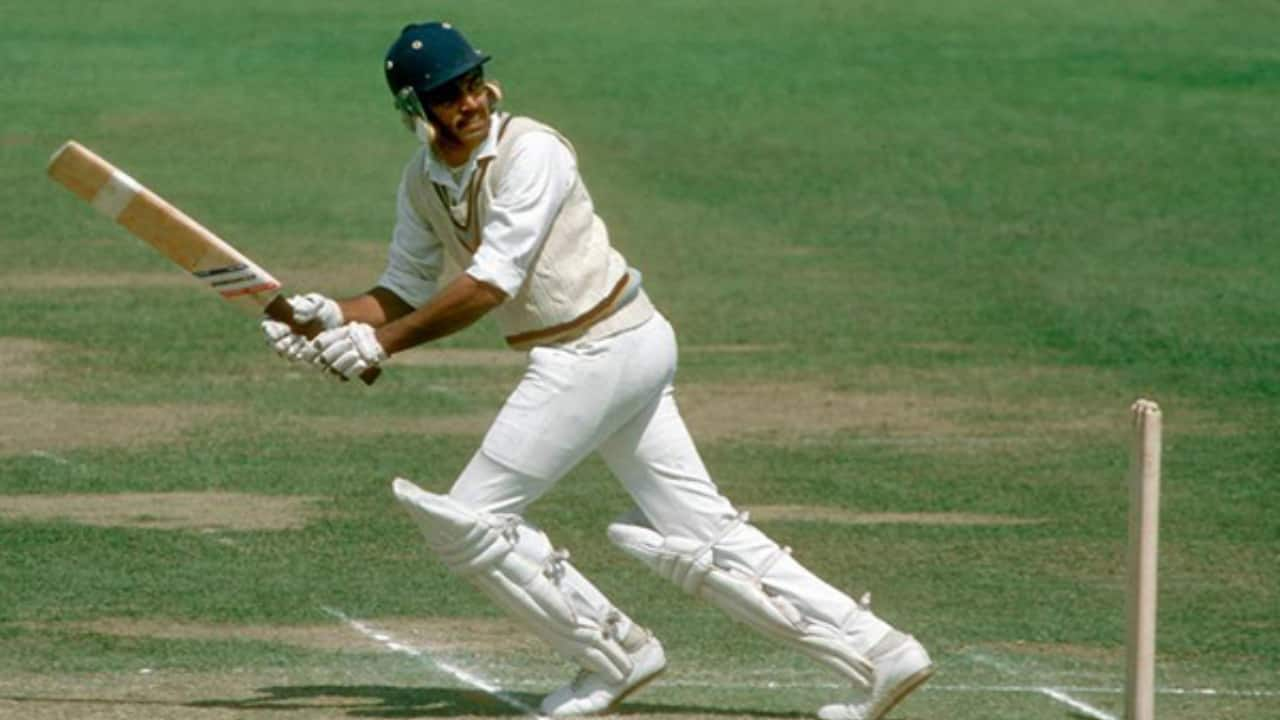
[423,111,506,192]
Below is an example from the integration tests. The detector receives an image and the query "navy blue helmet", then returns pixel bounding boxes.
[385,22,490,111]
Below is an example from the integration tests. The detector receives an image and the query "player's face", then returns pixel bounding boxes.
[426,70,491,151]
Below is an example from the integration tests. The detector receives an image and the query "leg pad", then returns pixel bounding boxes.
[609,512,874,687]
[395,478,634,682]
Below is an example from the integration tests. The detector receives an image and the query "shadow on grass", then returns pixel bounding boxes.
[2,684,811,718]
[2,684,815,718]
[186,684,811,718]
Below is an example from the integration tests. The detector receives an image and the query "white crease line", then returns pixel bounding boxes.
[964,650,1118,720]
[310,627,1280,705]
[1157,686,1280,698]
[322,606,546,719]
[1038,687,1117,720]
[651,678,1277,701]
[932,684,1280,698]
[600,676,1264,698]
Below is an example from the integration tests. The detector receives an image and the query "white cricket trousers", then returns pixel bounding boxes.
[448,311,890,654]
[451,312,739,537]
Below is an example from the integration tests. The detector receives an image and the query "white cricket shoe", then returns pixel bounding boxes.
[817,632,933,720]
[540,631,666,716]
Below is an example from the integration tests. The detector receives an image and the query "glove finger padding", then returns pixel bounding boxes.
[287,293,344,330]
[262,319,291,345]
[349,323,387,362]
[317,335,356,366]
[327,346,367,377]
[313,324,387,380]
[261,319,315,362]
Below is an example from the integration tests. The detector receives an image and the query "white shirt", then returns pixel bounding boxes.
[378,112,578,305]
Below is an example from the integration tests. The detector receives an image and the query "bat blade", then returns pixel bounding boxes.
[47,140,284,312]
[47,140,379,385]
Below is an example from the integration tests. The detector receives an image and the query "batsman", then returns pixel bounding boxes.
[263,21,933,720]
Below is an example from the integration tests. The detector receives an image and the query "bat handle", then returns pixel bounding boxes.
[264,296,381,386]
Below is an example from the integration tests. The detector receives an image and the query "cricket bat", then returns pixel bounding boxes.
[46,140,379,385]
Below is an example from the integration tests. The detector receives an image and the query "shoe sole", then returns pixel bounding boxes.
[605,664,667,712]
[866,664,934,720]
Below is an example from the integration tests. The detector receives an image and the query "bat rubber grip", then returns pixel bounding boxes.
[264,296,381,386]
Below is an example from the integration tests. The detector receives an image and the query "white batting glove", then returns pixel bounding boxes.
[261,319,319,363]
[312,323,388,381]
[287,293,344,331]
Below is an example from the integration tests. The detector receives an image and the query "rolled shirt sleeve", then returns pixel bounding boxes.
[466,132,576,297]
[377,177,444,307]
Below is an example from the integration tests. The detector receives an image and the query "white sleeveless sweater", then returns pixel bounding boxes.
[401,116,654,349]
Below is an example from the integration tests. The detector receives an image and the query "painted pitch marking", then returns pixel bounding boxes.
[322,606,546,719]
[1038,687,1118,720]
[966,649,1118,720]
[312,620,1280,711]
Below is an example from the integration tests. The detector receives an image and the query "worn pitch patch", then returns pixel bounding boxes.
[0,396,226,456]
[0,492,325,531]
[393,343,784,368]
[748,505,1048,526]
[2,271,191,290]
[394,348,527,368]
[0,337,57,381]
[675,379,1241,444]
[0,337,229,455]
[683,343,787,354]
[298,412,495,438]
[676,382,971,443]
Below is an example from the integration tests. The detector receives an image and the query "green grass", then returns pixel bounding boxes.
[2,1,1278,718]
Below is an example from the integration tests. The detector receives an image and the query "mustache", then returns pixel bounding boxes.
[455,110,488,130]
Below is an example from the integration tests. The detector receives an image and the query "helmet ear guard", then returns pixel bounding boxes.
[392,87,434,143]
[394,86,427,129]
